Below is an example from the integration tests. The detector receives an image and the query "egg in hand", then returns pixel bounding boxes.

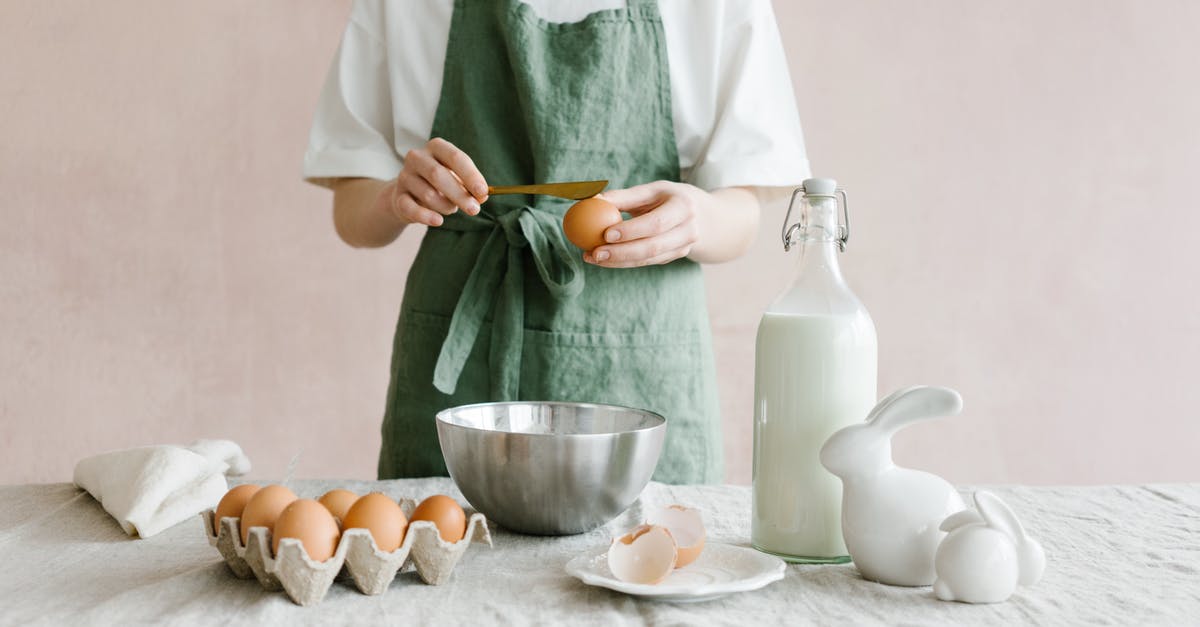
[562,196,622,252]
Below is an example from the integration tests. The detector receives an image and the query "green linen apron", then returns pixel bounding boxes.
[378,0,723,484]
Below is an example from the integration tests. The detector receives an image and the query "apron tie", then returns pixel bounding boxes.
[432,206,584,398]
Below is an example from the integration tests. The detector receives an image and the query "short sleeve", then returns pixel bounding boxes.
[668,0,811,191]
[302,2,403,188]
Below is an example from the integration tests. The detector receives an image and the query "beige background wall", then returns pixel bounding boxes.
[2,1,1196,485]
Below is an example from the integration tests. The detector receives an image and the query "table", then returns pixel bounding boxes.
[2,479,1197,625]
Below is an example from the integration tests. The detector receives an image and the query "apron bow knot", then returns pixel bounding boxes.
[432,206,584,397]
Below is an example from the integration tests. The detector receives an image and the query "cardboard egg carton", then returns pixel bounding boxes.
[202,497,492,606]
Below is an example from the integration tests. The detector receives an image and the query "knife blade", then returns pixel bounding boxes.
[486,180,608,200]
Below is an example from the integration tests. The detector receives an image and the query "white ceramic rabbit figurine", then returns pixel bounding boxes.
[819,386,966,586]
[933,490,1046,603]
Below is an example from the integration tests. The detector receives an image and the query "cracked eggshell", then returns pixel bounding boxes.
[647,504,707,568]
[608,524,678,584]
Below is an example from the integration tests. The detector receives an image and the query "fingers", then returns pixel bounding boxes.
[585,221,699,268]
[600,195,690,245]
[428,138,489,201]
[584,181,703,267]
[391,190,444,227]
[403,149,480,216]
[599,181,672,213]
[398,170,457,215]
[399,138,489,220]
[425,158,483,214]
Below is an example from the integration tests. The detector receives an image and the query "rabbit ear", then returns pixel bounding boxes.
[974,491,1028,542]
[939,508,984,532]
[864,387,922,424]
[975,491,1047,586]
[867,386,963,433]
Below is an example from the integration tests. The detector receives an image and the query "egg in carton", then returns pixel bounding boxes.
[202,498,492,606]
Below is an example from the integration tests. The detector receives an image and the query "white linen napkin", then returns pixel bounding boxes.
[73,439,251,538]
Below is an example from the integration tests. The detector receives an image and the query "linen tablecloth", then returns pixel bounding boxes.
[1,479,1196,625]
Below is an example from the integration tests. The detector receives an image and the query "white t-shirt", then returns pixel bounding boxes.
[303,0,810,191]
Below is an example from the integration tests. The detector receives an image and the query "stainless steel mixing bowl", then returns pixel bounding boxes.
[435,401,666,535]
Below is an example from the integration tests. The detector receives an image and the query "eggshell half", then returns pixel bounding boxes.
[273,499,341,562]
[607,524,678,584]
[647,504,707,568]
[240,484,297,545]
[342,492,408,553]
[410,495,467,543]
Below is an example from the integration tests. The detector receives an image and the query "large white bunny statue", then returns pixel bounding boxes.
[933,490,1046,603]
[819,386,966,586]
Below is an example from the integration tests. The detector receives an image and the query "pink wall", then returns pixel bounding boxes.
[2,1,1197,485]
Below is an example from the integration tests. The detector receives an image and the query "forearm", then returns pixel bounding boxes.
[330,178,407,248]
[688,186,760,264]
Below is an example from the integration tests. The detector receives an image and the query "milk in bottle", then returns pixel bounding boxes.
[751,178,878,563]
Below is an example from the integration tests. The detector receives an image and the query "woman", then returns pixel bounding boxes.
[304,0,809,484]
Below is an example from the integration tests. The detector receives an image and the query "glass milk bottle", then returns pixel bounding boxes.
[751,178,878,563]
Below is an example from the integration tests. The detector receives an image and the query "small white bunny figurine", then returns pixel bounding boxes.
[819,386,966,586]
[933,490,1046,603]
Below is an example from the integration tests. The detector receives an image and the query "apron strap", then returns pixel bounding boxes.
[432,207,584,398]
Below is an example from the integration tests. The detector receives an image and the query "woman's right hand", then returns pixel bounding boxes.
[373,137,489,228]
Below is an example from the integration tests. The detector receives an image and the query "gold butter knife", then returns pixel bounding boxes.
[486,180,608,200]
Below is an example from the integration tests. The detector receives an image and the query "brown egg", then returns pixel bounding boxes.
[239,484,297,545]
[317,489,358,523]
[562,196,622,252]
[342,492,408,553]
[272,499,341,562]
[410,494,467,543]
[214,484,260,531]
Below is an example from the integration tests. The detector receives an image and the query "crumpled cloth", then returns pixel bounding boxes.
[72,439,250,538]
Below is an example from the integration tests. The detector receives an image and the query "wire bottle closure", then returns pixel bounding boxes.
[781,185,850,252]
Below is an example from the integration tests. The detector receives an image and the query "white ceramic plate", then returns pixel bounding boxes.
[565,542,786,602]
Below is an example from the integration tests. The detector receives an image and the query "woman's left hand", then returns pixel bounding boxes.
[584,181,710,268]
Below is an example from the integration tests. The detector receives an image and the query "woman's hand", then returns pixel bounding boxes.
[373,137,489,228]
[331,138,488,248]
[584,181,760,267]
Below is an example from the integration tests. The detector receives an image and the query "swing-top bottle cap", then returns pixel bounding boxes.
[802,178,838,197]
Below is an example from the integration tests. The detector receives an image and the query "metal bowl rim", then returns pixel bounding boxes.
[435,400,667,438]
